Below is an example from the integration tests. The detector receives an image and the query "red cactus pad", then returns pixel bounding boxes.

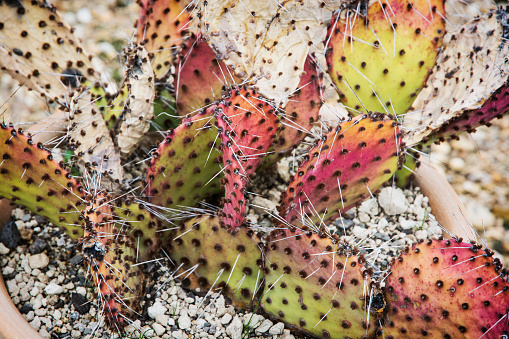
[280,114,402,226]
[431,83,509,143]
[81,195,144,331]
[326,0,445,115]
[0,124,84,237]
[273,57,321,154]
[262,228,379,338]
[217,87,278,228]
[146,106,222,209]
[169,216,263,307]
[384,238,509,338]
[137,0,192,80]
[175,37,241,116]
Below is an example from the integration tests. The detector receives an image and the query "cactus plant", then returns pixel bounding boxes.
[0,0,509,338]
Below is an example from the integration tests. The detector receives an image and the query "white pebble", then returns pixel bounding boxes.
[256,319,273,333]
[148,301,167,319]
[220,313,232,325]
[152,323,165,336]
[269,322,285,335]
[225,316,243,339]
[178,311,191,330]
[378,187,407,215]
[44,283,64,295]
[28,253,49,269]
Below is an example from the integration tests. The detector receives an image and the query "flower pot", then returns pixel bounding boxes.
[0,161,470,339]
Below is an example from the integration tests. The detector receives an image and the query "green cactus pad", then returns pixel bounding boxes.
[384,238,509,338]
[0,0,99,103]
[217,87,278,229]
[175,38,241,117]
[280,114,402,226]
[262,228,379,338]
[137,0,193,80]
[146,106,222,209]
[112,198,167,261]
[0,123,84,237]
[151,88,180,131]
[169,216,264,307]
[326,0,445,115]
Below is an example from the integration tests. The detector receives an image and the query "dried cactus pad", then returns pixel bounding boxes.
[280,114,402,226]
[81,196,143,330]
[404,8,509,144]
[262,228,379,338]
[199,0,332,102]
[137,0,193,80]
[384,238,509,338]
[175,38,241,116]
[217,87,278,228]
[0,123,84,237]
[146,106,222,209]
[326,0,445,115]
[0,0,99,103]
[169,216,264,307]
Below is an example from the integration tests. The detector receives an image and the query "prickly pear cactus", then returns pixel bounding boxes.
[0,0,99,103]
[0,123,85,235]
[384,238,509,338]
[262,228,380,338]
[137,0,193,80]
[216,87,278,228]
[146,106,222,209]
[199,0,333,101]
[326,0,445,115]
[280,114,402,225]
[169,216,264,307]
[80,195,144,330]
[175,37,241,116]
[404,8,509,144]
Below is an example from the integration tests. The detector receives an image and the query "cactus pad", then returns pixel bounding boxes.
[67,89,124,190]
[137,0,193,80]
[199,0,333,101]
[384,238,509,338]
[262,228,379,338]
[0,0,99,103]
[81,196,144,330]
[280,114,402,225]
[175,38,240,116]
[0,123,84,236]
[116,46,156,155]
[326,0,445,115]
[216,87,278,228]
[146,106,222,209]
[405,8,509,144]
[169,216,263,307]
